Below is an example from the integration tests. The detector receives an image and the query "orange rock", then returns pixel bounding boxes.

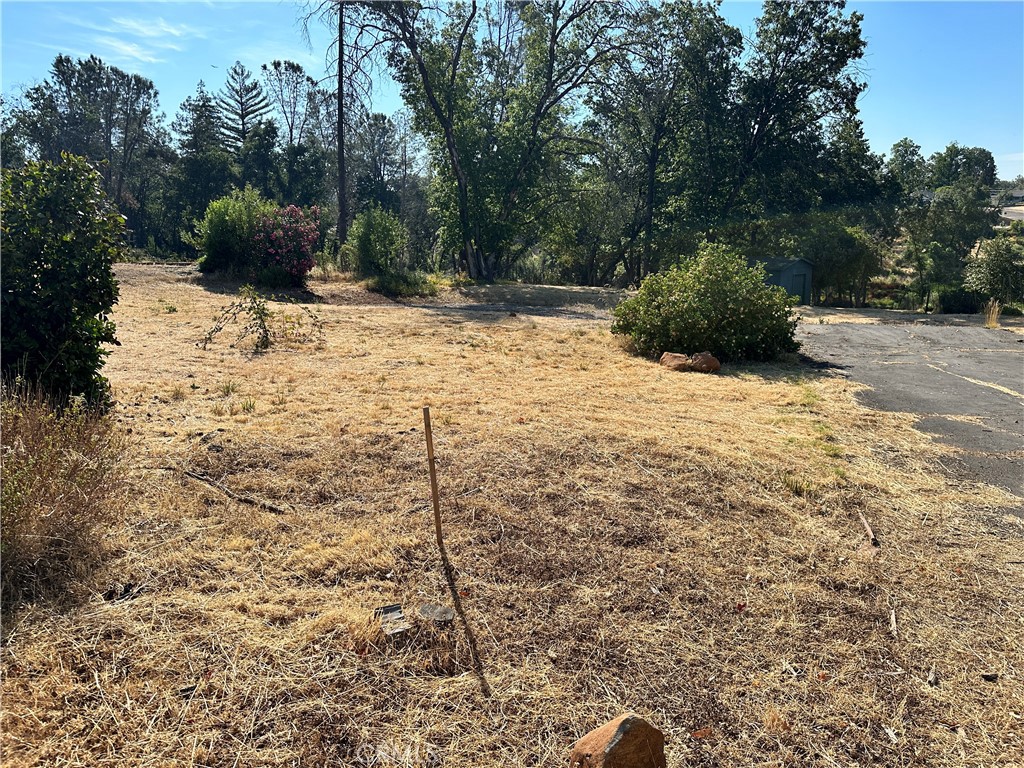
[689,351,721,373]
[659,352,695,371]
[569,713,666,768]
[659,351,720,373]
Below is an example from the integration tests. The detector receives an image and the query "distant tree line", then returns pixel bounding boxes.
[1,53,431,261]
[1,0,1017,308]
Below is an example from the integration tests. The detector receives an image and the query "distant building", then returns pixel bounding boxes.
[755,258,813,305]
[991,188,1024,205]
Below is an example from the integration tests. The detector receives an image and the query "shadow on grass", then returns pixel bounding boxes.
[437,508,492,699]
[407,302,610,324]
[189,272,326,303]
[718,352,847,385]
[452,283,627,310]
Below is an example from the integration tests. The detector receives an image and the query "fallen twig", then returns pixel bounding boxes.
[859,512,880,547]
[183,470,290,515]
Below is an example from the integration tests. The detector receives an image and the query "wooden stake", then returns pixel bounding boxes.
[423,407,445,552]
[420,407,491,698]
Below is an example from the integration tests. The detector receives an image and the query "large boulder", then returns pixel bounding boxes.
[569,713,666,768]
[659,351,720,373]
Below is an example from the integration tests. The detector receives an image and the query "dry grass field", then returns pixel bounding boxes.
[2,265,1022,767]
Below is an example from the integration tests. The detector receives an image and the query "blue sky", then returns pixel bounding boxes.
[2,1,1022,178]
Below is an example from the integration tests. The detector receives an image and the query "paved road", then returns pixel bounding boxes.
[799,322,1024,497]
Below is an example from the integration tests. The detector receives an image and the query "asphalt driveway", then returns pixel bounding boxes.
[799,320,1024,497]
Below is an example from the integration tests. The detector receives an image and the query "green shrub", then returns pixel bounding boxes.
[936,286,981,314]
[348,207,409,277]
[196,186,275,275]
[612,243,799,362]
[197,192,320,288]
[1,384,127,605]
[367,271,440,299]
[1,154,122,405]
[964,235,1024,305]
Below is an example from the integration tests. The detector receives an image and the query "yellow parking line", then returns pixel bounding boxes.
[925,364,1024,400]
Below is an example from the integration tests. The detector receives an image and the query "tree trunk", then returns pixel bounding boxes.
[642,143,659,279]
[337,1,348,245]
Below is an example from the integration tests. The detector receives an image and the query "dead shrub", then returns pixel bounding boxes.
[1,384,127,606]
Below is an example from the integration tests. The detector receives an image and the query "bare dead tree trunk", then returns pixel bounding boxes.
[337,0,348,246]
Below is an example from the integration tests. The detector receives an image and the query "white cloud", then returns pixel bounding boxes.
[110,17,206,41]
[28,41,93,60]
[93,37,166,65]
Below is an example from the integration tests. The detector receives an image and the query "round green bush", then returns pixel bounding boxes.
[196,186,275,275]
[1,154,122,405]
[612,243,799,362]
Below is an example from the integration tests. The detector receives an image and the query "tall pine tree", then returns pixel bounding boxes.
[216,61,272,151]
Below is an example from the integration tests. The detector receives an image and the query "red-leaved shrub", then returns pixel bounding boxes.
[253,205,321,287]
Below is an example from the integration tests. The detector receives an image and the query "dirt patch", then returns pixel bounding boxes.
[113,261,200,287]
[799,304,1024,332]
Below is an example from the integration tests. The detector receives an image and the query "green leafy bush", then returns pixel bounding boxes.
[196,186,275,275]
[367,271,440,299]
[348,207,409,277]
[197,191,320,287]
[936,287,981,314]
[964,235,1024,305]
[1,384,126,604]
[612,243,799,361]
[1,154,122,405]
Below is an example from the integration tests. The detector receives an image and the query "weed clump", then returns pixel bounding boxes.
[1,385,127,606]
[612,243,799,361]
[199,285,324,354]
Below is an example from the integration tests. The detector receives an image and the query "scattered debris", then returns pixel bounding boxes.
[102,582,141,602]
[417,603,455,626]
[659,351,721,373]
[375,604,412,638]
[569,712,667,768]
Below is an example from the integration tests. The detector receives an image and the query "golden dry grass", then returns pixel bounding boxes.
[2,265,1022,767]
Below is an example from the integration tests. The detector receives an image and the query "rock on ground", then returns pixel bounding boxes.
[568,713,667,768]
